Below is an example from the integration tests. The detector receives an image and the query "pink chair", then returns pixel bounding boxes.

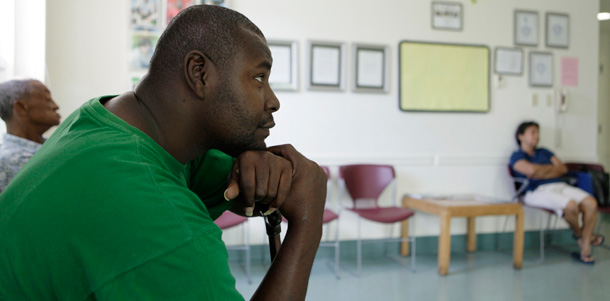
[339,164,416,274]
[319,166,341,278]
[215,211,251,283]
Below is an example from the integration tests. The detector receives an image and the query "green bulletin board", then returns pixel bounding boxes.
[399,41,490,112]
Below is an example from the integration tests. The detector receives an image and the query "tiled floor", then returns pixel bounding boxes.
[230,230,610,300]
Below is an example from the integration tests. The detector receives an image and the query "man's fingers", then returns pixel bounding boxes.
[224,162,240,201]
[224,181,240,201]
[238,160,257,216]
[267,144,298,163]
[266,167,292,215]
[229,149,297,217]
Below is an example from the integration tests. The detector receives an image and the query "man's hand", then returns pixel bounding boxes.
[224,150,293,217]
[250,144,327,301]
[267,144,327,227]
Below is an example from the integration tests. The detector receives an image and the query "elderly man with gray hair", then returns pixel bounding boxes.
[0,79,60,191]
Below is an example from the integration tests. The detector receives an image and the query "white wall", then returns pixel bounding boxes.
[45,0,601,245]
[46,0,130,121]
[14,0,46,81]
[599,32,610,169]
[0,0,16,83]
[0,0,46,135]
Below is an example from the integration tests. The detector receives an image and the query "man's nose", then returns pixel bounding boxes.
[266,87,280,112]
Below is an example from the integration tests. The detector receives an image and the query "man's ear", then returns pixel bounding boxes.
[184,51,211,100]
[13,99,28,117]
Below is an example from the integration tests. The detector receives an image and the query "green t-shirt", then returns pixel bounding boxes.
[0,96,244,300]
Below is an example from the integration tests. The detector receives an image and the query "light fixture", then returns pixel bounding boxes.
[599,12,610,21]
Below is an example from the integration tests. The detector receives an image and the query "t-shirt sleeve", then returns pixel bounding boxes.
[539,148,555,159]
[93,229,244,301]
[187,150,236,220]
[509,151,526,169]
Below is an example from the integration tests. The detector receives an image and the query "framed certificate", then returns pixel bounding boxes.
[494,47,523,75]
[268,40,298,91]
[431,2,463,31]
[514,10,539,46]
[308,41,346,91]
[529,52,553,87]
[352,43,389,93]
[546,13,569,48]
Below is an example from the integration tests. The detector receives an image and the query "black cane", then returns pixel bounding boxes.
[263,210,282,261]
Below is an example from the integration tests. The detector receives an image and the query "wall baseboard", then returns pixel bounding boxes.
[227,229,575,263]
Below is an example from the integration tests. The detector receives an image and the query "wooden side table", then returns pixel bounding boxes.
[400,196,524,275]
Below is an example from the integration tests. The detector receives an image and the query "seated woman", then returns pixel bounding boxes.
[510,121,603,264]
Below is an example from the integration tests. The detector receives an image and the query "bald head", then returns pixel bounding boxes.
[149,5,265,80]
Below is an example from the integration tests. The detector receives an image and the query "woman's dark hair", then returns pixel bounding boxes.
[515,121,539,146]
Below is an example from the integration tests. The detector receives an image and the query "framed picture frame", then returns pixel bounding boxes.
[529,52,553,87]
[130,30,160,70]
[494,47,523,75]
[131,0,162,30]
[199,0,230,8]
[546,13,569,48]
[307,41,346,91]
[166,0,196,25]
[514,10,538,46]
[352,43,389,93]
[267,40,298,91]
[431,2,463,31]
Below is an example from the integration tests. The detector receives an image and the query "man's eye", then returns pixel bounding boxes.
[255,75,264,83]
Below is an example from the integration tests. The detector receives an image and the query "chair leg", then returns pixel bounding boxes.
[410,236,416,272]
[539,213,554,262]
[333,219,341,279]
[357,217,362,275]
[244,222,252,284]
[498,216,510,250]
[385,223,394,258]
[547,214,555,244]
[334,239,340,279]
[540,228,545,262]
[245,245,251,284]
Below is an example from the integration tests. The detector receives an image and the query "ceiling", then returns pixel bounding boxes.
[602,0,610,33]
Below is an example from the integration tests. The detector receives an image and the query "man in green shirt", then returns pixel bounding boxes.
[0,5,326,300]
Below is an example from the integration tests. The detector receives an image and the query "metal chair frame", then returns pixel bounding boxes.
[502,169,560,262]
[318,166,341,279]
[338,164,416,275]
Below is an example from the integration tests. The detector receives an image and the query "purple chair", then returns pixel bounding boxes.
[507,165,557,261]
[339,164,416,274]
[507,162,608,260]
[319,166,341,278]
[215,211,251,283]
[565,162,609,247]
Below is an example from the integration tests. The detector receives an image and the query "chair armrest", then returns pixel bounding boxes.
[511,177,529,202]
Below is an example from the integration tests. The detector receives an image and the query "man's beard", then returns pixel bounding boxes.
[213,83,268,157]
